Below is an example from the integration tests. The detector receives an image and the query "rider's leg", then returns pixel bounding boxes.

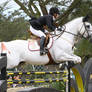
[40,30,49,55]
[30,26,46,37]
[30,26,48,55]
[40,36,46,55]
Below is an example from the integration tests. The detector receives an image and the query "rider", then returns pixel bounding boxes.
[29,7,60,55]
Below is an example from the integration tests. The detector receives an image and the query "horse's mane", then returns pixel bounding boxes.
[65,17,83,26]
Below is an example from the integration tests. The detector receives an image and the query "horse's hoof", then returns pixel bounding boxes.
[75,57,81,64]
[59,63,66,70]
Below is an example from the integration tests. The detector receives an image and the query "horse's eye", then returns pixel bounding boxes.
[86,25,90,28]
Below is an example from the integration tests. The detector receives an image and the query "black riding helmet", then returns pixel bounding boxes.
[49,7,60,16]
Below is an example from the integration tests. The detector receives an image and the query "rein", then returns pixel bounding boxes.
[50,21,90,40]
[49,25,79,40]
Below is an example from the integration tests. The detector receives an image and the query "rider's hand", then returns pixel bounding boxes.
[55,28,58,32]
[44,30,50,36]
[57,26,62,31]
[44,30,49,33]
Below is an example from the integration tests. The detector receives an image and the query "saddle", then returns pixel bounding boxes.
[37,34,50,48]
[28,32,52,51]
[27,29,56,65]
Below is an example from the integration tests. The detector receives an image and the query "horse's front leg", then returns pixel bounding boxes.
[53,50,81,64]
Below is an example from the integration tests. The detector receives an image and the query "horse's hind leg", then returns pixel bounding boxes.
[7,57,20,69]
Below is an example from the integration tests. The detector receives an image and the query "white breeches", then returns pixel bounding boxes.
[30,26,46,37]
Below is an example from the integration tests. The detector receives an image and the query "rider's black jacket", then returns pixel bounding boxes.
[29,15,56,32]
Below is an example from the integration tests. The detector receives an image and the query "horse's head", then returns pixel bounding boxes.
[78,15,92,39]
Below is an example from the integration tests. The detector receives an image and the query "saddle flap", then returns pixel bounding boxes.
[28,36,53,51]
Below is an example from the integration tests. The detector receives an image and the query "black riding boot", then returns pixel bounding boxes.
[40,36,47,55]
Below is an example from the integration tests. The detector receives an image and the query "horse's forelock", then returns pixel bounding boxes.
[83,15,90,22]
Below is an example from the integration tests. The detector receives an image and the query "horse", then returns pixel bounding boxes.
[0,16,92,69]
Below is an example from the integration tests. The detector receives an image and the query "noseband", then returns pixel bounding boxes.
[81,22,90,39]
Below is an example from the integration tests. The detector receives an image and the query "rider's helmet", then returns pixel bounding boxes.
[49,7,60,16]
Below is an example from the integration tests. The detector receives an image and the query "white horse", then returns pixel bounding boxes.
[0,16,92,69]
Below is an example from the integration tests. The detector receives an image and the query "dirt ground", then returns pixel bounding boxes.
[7,86,36,92]
[7,87,25,92]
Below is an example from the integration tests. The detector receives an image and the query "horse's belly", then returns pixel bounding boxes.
[24,53,49,65]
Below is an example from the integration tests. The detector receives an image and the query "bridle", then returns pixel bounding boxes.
[81,22,90,39]
[50,21,91,40]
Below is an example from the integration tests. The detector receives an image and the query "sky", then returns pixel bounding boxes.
[0,0,66,18]
[0,0,46,18]
[0,0,20,14]
[0,0,30,19]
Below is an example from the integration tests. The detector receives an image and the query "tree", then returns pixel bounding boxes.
[70,0,92,20]
[73,0,92,65]
[14,0,74,17]
[13,0,80,25]
[0,2,29,41]
[74,39,92,66]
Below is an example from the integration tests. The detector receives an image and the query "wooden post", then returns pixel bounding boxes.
[0,53,7,92]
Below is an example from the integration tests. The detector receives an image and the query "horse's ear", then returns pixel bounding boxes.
[83,15,90,22]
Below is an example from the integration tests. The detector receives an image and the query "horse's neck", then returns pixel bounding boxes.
[61,17,83,45]
[61,25,76,45]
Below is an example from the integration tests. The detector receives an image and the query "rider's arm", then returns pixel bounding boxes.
[46,16,56,31]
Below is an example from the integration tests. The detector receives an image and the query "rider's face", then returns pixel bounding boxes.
[53,13,59,19]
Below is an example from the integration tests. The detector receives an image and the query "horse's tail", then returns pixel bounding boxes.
[1,42,10,54]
